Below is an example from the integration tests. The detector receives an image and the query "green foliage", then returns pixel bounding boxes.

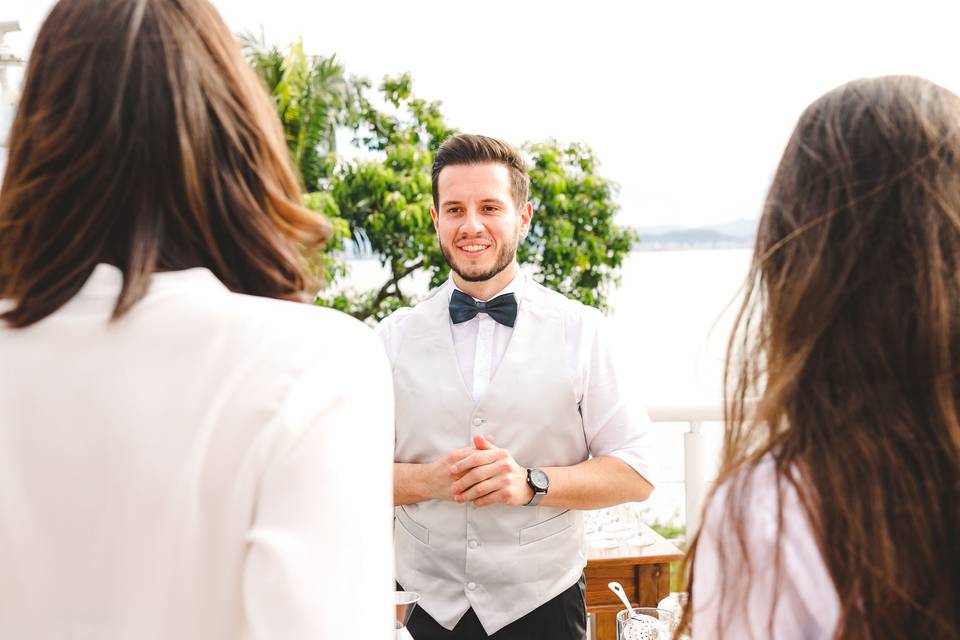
[240,32,354,191]
[523,141,638,310]
[244,39,639,322]
[318,73,457,321]
[647,509,686,541]
[301,191,349,288]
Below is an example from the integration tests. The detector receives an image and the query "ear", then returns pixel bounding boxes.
[519,201,533,240]
[430,207,440,234]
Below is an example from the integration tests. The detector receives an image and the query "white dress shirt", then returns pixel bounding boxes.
[378,270,655,481]
[693,456,840,639]
[0,264,396,640]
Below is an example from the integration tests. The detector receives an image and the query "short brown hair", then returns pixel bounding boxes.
[0,0,329,328]
[431,134,529,209]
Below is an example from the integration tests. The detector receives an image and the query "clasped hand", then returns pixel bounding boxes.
[438,435,533,507]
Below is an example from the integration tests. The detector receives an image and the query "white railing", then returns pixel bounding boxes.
[647,403,725,539]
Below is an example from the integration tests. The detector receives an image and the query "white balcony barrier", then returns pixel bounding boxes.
[647,404,725,539]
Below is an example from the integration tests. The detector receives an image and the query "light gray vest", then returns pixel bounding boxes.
[393,279,589,634]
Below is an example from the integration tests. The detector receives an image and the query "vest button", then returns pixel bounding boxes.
[472,417,484,426]
[467,582,477,591]
[468,539,479,549]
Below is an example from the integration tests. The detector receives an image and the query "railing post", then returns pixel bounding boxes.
[683,420,706,539]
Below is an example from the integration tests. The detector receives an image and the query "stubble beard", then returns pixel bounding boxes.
[440,234,519,283]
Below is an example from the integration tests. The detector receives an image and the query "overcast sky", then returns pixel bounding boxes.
[6,0,960,227]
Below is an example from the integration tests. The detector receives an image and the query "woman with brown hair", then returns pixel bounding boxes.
[681,75,960,639]
[0,0,394,638]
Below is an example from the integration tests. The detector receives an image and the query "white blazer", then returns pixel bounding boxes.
[0,264,396,640]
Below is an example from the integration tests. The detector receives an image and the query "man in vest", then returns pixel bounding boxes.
[377,134,655,640]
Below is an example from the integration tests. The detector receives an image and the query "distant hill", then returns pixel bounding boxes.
[706,218,759,238]
[633,217,757,250]
[648,229,739,243]
[631,223,685,235]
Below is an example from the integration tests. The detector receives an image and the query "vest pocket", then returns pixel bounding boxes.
[519,509,574,546]
[396,505,430,545]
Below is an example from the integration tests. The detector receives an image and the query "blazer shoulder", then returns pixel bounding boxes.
[223,292,378,360]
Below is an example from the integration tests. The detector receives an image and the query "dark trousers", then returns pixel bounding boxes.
[399,576,586,640]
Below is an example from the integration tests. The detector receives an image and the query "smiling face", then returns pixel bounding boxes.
[431,162,533,298]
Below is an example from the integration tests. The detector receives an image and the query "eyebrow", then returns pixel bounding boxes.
[440,198,507,208]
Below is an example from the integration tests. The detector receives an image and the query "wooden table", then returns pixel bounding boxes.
[585,524,684,640]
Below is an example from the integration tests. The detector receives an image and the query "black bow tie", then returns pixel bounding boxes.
[449,290,518,327]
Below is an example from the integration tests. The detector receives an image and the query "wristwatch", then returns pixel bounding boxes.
[525,468,549,506]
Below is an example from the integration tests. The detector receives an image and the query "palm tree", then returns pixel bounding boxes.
[239,30,353,191]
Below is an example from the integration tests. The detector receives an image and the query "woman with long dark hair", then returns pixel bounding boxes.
[680,75,960,639]
[0,0,394,637]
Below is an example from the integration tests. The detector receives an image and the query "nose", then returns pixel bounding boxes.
[460,208,485,235]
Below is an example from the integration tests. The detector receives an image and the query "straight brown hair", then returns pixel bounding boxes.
[431,134,529,209]
[0,0,330,328]
[678,75,960,638]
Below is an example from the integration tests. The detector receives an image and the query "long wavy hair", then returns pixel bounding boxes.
[0,0,329,328]
[678,75,960,639]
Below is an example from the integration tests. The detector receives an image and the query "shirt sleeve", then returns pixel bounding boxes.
[576,308,657,486]
[692,460,839,639]
[242,327,395,640]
